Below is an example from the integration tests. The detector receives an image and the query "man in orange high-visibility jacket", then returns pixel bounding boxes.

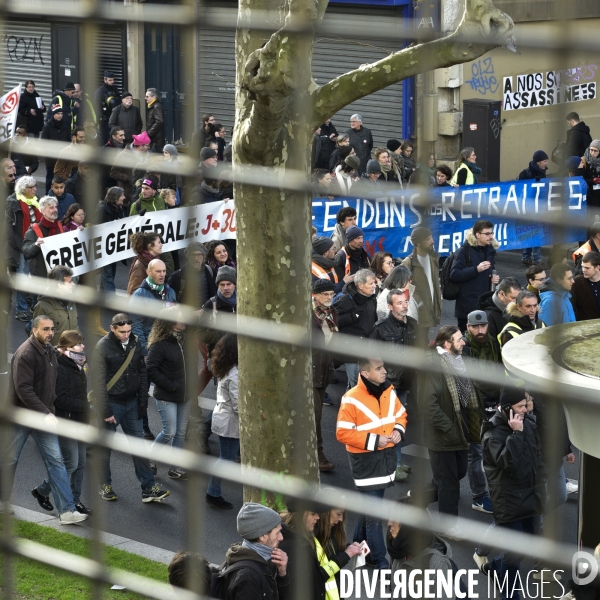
[336,357,407,569]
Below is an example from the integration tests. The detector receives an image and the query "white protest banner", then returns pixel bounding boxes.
[0,84,21,143]
[40,201,236,276]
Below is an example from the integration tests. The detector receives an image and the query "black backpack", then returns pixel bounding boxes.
[210,559,270,599]
[441,245,471,301]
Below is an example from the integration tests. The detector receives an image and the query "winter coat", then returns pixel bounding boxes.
[578,155,600,209]
[212,366,239,438]
[539,279,576,326]
[108,105,143,145]
[518,161,547,181]
[5,193,40,269]
[572,237,600,276]
[168,263,214,305]
[312,305,338,389]
[129,191,166,215]
[462,332,501,417]
[499,303,546,347]
[40,117,71,144]
[11,139,39,176]
[531,395,572,469]
[418,349,483,452]
[18,89,46,134]
[94,200,124,225]
[332,281,377,340]
[146,334,186,403]
[127,253,175,295]
[130,280,177,353]
[333,246,370,281]
[198,181,221,203]
[369,312,417,391]
[376,286,418,322]
[110,145,138,202]
[92,331,148,419]
[221,542,290,600]
[47,190,76,222]
[198,293,237,355]
[146,101,165,150]
[22,222,59,278]
[314,122,338,169]
[345,126,373,174]
[65,172,90,205]
[311,252,344,295]
[571,274,600,321]
[47,90,77,129]
[477,290,508,342]
[32,295,78,346]
[401,250,442,327]
[449,231,498,319]
[54,352,89,424]
[566,121,592,159]
[330,223,347,254]
[94,83,120,123]
[481,410,546,524]
[11,336,57,414]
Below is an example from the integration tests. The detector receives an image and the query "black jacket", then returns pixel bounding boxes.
[333,281,377,340]
[146,335,186,404]
[222,542,289,600]
[94,83,120,122]
[168,263,214,306]
[311,252,344,294]
[566,121,593,158]
[22,223,53,278]
[92,332,148,419]
[499,310,544,347]
[199,294,236,354]
[65,172,88,204]
[312,305,338,388]
[369,312,417,391]
[478,291,508,342]
[5,193,27,269]
[41,117,71,144]
[314,122,338,169]
[482,410,546,524]
[46,90,77,129]
[345,125,373,174]
[55,353,89,424]
[462,333,501,416]
[146,101,165,150]
[18,89,46,135]
[12,144,39,176]
[333,246,371,281]
[108,104,143,145]
[94,200,125,225]
[578,157,600,208]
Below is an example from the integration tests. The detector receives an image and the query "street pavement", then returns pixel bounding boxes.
[6,247,580,599]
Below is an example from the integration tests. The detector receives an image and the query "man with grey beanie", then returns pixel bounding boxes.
[218,502,289,599]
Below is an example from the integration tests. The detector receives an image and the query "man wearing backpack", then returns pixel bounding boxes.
[215,502,289,599]
[449,220,500,333]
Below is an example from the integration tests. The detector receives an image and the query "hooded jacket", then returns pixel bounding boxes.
[566,121,592,158]
[332,281,377,339]
[401,249,441,328]
[498,302,546,347]
[477,290,508,342]
[481,410,546,524]
[539,278,576,326]
[449,231,499,319]
[571,274,600,321]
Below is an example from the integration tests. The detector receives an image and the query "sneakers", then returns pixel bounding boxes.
[323,393,333,406]
[149,461,157,475]
[168,467,188,480]
[100,484,117,501]
[206,493,233,510]
[319,457,335,472]
[59,510,88,524]
[143,426,155,440]
[472,496,493,514]
[394,467,408,481]
[443,524,464,541]
[566,479,578,494]
[15,311,30,322]
[396,463,412,474]
[32,487,54,511]
[75,502,92,515]
[142,485,170,503]
[473,552,490,575]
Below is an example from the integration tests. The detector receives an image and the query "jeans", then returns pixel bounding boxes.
[101,262,117,293]
[468,442,488,502]
[101,399,155,491]
[546,463,568,513]
[16,253,34,313]
[488,516,541,600]
[151,399,191,469]
[429,448,468,519]
[353,488,389,568]
[345,362,359,390]
[207,436,240,498]
[522,247,541,263]
[2,424,76,514]
[313,387,325,460]
[38,436,87,504]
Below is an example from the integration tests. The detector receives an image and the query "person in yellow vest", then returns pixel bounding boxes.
[498,291,546,348]
[311,237,350,295]
[450,146,481,186]
[279,497,362,600]
[336,356,407,568]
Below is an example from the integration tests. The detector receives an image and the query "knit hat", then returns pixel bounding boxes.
[337,146,353,161]
[104,70,115,78]
[467,310,488,326]
[366,159,381,174]
[346,225,364,243]
[564,156,582,172]
[200,147,217,161]
[215,265,236,286]
[590,140,600,152]
[132,131,151,146]
[142,175,159,191]
[410,226,432,245]
[121,91,133,99]
[387,139,402,153]
[344,155,360,171]
[64,82,76,91]
[163,144,178,158]
[312,236,334,255]
[499,386,527,408]
[237,503,281,540]
[313,278,336,294]
[51,104,63,114]
[532,150,549,163]
[184,242,207,258]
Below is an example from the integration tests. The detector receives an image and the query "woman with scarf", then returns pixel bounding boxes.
[399,140,416,185]
[147,307,190,480]
[61,203,85,231]
[127,231,175,295]
[370,251,395,295]
[374,147,400,184]
[205,333,239,510]
[451,147,482,186]
[376,265,419,321]
[332,154,360,196]
[279,497,362,600]
[578,140,600,216]
[32,330,92,516]
[205,240,236,289]
[328,133,351,172]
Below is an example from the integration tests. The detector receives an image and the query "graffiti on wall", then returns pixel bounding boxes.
[466,58,499,95]
[3,34,45,64]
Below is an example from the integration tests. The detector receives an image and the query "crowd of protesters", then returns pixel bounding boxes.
[0,77,596,600]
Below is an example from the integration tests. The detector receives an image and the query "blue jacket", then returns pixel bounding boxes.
[449,231,499,319]
[48,190,77,221]
[130,280,177,354]
[539,279,576,326]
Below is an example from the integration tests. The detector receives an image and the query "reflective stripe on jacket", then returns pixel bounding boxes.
[340,247,351,276]
[312,262,339,283]
[315,538,340,600]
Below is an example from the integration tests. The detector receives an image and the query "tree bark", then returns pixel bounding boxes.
[233,0,513,505]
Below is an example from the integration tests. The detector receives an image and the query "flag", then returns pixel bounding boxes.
[0,84,21,144]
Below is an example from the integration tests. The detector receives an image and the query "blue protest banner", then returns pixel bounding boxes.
[312,177,588,256]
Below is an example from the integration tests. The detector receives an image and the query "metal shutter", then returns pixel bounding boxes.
[95,25,126,90]
[0,21,53,102]
[312,7,405,147]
